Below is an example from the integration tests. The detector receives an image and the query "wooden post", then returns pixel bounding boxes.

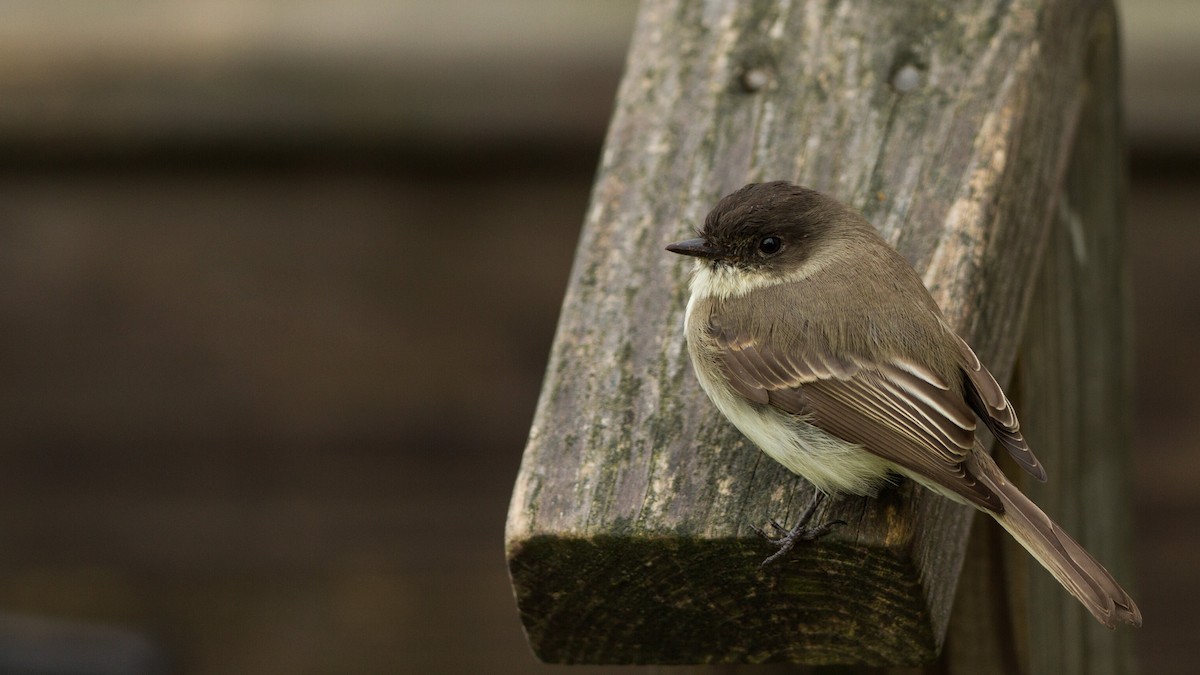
[505,0,1133,668]
[944,8,1138,674]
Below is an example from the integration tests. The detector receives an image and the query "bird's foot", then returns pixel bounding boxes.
[751,494,846,567]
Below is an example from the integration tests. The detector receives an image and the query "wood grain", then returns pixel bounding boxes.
[943,10,1135,675]
[506,0,1129,666]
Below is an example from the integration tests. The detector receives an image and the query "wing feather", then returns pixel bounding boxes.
[952,333,1046,481]
[712,322,1002,511]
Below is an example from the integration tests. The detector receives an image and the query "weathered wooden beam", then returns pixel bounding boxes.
[941,9,1135,675]
[506,0,1128,666]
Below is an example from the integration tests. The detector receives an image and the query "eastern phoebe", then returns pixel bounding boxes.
[667,181,1140,629]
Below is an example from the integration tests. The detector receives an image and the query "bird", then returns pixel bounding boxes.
[666,180,1141,629]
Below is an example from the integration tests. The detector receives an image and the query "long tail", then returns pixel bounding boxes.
[968,451,1142,628]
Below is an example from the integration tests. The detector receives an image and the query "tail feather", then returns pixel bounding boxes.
[968,451,1142,628]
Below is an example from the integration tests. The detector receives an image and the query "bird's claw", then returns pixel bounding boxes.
[752,494,845,567]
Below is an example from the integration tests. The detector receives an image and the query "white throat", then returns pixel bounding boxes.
[688,262,774,302]
[687,251,833,304]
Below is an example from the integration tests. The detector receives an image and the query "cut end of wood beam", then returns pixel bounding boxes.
[507,531,941,665]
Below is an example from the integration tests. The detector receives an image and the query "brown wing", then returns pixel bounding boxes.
[952,333,1046,481]
[714,326,1003,512]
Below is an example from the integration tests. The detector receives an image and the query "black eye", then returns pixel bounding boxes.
[758,236,782,255]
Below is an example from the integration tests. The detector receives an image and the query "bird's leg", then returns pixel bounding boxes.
[751,492,846,567]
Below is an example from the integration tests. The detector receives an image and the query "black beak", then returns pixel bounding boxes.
[666,237,719,259]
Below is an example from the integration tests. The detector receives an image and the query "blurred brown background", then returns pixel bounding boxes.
[0,1,1195,673]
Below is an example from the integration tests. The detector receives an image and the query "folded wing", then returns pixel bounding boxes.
[713,325,1003,512]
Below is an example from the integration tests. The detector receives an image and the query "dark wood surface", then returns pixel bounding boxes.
[1008,12,1138,672]
[506,0,1128,666]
